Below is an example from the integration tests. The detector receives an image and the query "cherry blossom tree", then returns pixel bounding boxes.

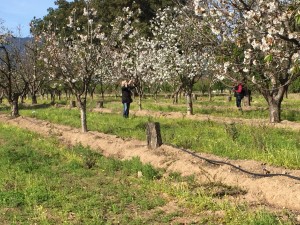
[121,36,155,110]
[108,7,155,110]
[150,6,216,115]
[194,0,300,122]
[40,2,108,132]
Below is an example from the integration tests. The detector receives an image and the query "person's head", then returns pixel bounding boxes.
[121,80,127,87]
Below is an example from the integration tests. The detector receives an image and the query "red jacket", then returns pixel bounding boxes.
[236,84,243,93]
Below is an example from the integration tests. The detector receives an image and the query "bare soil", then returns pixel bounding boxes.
[1,110,300,219]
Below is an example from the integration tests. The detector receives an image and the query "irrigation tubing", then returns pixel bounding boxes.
[168,144,300,182]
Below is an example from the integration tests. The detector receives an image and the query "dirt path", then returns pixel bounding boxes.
[1,113,300,218]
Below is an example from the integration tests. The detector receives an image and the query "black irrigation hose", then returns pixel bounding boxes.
[169,144,300,182]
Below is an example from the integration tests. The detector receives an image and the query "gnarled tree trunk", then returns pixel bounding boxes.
[263,86,286,123]
[268,100,281,123]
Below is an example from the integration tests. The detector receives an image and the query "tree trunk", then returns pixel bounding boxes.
[32,94,38,105]
[11,94,20,117]
[20,94,26,104]
[243,88,251,107]
[96,100,104,108]
[173,93,178,104]
[70,100,76,108]
[58,91,61,100]
[138,95,142,110]
[263,85,286,123]
[186,92,193,115]
[50,93,55,105]
[268,99,281,123]
[208,87,212,101]
[154,92,157,102]
[79,100,88,133]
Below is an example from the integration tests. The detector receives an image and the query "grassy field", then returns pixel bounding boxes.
[0,123,297,224]
[11,96,300,170]
[85,93,300,121]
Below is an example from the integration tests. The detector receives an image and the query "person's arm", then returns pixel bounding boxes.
[128,80,135,89]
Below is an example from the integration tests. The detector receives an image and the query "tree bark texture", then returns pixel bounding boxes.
[146,122,162,149]
[32,95,38,105]
[263,86,286,123]
[186,93,193,115]
[11,94,20,117]
[79,103,88,133]
[268,100,281,123]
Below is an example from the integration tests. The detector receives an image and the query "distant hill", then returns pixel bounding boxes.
[10,37,32,48]
[2,37,33,52]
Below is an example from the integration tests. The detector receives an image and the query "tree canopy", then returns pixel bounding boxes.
[31,0,184,37]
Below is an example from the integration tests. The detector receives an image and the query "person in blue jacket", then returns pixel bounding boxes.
[121,79,135,118]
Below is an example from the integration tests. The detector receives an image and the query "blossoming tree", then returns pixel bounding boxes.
[40,2,107,132]
[194,0,300,122]
[150,6,216,115]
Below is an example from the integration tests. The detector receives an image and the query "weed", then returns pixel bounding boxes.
[203,182,247,198]
[84,152,97,169]
[249,124,268,152]
[224,122,239,141]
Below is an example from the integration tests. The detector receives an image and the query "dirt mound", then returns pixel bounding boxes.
[1,114,300,215]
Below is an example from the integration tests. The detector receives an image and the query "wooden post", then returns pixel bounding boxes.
[96,100,104,108]
[146,122,162,149]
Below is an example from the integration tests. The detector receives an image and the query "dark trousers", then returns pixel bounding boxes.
[123,103,130,118]
[235,94,242,108]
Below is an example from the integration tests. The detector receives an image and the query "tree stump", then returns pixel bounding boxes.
[146,122,162,149]
[96,100,104,108]
[70,100,76,108]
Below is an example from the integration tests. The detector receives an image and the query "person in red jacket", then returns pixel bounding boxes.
[233,82,244,110]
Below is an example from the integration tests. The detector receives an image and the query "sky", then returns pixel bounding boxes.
[0,0,57,37]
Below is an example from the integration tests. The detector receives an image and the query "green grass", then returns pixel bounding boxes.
[9,104,299,169]
[2,93,300,169]
[86,93,300,121]
[0,123,297,224]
